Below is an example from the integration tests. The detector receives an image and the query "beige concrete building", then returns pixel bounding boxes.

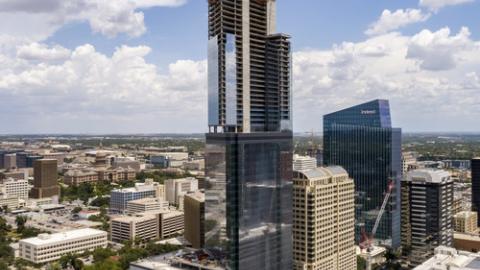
[97,167,136,183]
[164,178,198,206]
[64,170,98,186]
[19,228,107,264]
[111,214,159,243]
[0,169,28,182]
[293,154,317,172]
[453,211,478,234]
[0,178,29,209]
[402,152,418,174]
[110,209,184,243]
[184,192,205,248]
[159,210,184,239]
[292,166,356,270]
[126,198,169,214]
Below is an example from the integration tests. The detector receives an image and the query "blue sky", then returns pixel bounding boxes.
[0,0,479,133]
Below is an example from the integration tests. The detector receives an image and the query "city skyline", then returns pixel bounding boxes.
[0,0,479,133]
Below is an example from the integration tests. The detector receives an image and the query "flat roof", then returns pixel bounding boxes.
[406,169,451,183]
[20,228,107,246]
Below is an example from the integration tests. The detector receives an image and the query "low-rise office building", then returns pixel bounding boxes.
[111,215,159,243]
[414,246,480,269]
[127,198,169,214]
[454,233,480,253]
[158,210,184,239]
[0,178,29,209]
[18,228,107,264]
[110,180,163,212]
[110,209,184,243]
[64,170,98,186]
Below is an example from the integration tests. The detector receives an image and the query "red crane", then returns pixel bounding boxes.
[359,179,395,270]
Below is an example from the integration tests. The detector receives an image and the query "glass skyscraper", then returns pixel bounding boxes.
[205,1,293,269]
[323,99,402,248]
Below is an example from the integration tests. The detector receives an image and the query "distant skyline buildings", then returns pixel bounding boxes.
[323,99,402,248]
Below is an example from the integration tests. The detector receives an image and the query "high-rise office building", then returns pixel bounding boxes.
[401,169,453,268]
[205,0,293,269]
[323,99,402,248]
[292,167,356,270]
[3,154,17,170]
[184,192,205,249]
[30,159,59,199]
[472,158,480,226]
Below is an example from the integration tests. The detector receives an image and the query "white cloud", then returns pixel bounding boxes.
[17,43,71,61]
[0,42,207,133]
[419,0,474,11]
[293,27,480,132]
[0,0,187,40]
[407,27,473,71]
[132,0,187,8]
[366,9,430,36]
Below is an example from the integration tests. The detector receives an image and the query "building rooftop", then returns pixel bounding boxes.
[185,191,205,202]
[20,228,107,246]
[454,211,477,219]
[128,197,166,205]
[111,214,156,223]
[406,169,451,183]
[414,246,480,270]
[297,166,348,180]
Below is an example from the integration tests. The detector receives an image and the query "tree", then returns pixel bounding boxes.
[71,206,83,214]
[90,197,110,207]
[0,260,8,270]
[15,215,28,232]
[59,253,83,270]
[357,255,366,270]
[92,248,116,263]
[84,259,121,270]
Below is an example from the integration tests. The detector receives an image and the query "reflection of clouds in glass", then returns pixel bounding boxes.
[225,34,237,126]
[208,36,219,126]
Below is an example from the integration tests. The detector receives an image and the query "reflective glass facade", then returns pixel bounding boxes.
[323,99,402,248]
[472,158,480,226]
[205,132,293,270]
[208,35,219,126]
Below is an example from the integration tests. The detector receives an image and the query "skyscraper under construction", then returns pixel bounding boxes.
[205,0,293,269]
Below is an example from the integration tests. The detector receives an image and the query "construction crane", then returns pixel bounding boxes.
[359,179,394,270]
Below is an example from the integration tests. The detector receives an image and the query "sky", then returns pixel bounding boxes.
[0,0,479,134]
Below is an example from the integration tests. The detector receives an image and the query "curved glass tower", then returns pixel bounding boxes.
[323,99,402,249]
[205,0,293,269]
